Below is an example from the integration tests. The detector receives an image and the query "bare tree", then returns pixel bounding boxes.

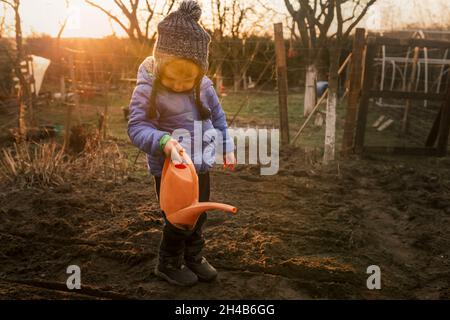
[56,10,69,41]
[0,0,29,140]
[284,0,336,116]
[209,0,270,93]
[0,3,7,38]
[323,0,376,163]
[209,0,250,93]
[84,0,176,44]
[284,0,376,161]
[54,0,71,102]
[228,0,254,92]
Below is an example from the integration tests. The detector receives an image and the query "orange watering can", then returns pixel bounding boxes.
[159,149,237,230]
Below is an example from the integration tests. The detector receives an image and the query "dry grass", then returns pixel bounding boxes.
[0,137,129,189]
[73,135,129,184]
[0,142,66,188]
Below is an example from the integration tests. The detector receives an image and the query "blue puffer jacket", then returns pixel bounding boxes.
[127,56,235,177]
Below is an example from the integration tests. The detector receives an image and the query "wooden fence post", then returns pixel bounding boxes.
[274,23,290,145]
[26,56,36,127]
[354,38,377,154]
[341,28,366,156]
[64,53,77,151]
[216,64,223,97]
[102,78,111,141]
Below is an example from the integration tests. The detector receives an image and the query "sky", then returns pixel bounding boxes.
[1,0,449,39]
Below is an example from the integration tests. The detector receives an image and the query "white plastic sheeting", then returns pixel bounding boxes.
[31,55,51,95]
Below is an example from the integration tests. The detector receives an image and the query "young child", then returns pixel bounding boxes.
[127,0,236,287]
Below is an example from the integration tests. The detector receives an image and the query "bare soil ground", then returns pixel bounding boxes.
[0,145,449,299]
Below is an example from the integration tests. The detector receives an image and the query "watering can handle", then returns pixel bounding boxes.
[170,147,192,165]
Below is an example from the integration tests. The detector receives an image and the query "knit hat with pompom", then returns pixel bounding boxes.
[153,0,211,76]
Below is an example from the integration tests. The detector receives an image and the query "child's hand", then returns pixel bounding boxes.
[223,152,236,171]
[163,138,185,163]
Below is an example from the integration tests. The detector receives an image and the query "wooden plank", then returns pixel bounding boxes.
[354,42,377,153]
[377,119,394,131]
[367,90,446,101]
[425,106,442,147]
[372,115,386,128]
[372,37,450,49]
[402,47,420,134]
[436,79,450,156]
[363,146,440,156]
[342,28,366,155]
[274,23,289,145]
[374,57,450,65]
[64,47,85,54]
[291,88,328,144]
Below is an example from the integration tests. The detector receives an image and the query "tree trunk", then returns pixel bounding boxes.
[323,45,341,163]
[13,0,29,142]
[17,90,26,143]
[243,70,248,91]
[304,64,317,116]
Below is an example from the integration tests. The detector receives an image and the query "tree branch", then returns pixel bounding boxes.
[343,0,376,38]
[144,0,154,40]
[84,0,132,39]
[0,0,14,9]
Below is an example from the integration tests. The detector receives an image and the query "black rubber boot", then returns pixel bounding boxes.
[154,214,198,287]
[185,254,218,282]
[154,255,198,287]
[184,212,218,282]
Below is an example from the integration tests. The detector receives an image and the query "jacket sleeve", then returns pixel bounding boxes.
[205,85,235,154]
[127,66,170,156]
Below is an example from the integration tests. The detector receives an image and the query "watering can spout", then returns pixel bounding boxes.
[168,202,238,227]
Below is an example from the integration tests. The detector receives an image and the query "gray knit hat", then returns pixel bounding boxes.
[153,0,211,76]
